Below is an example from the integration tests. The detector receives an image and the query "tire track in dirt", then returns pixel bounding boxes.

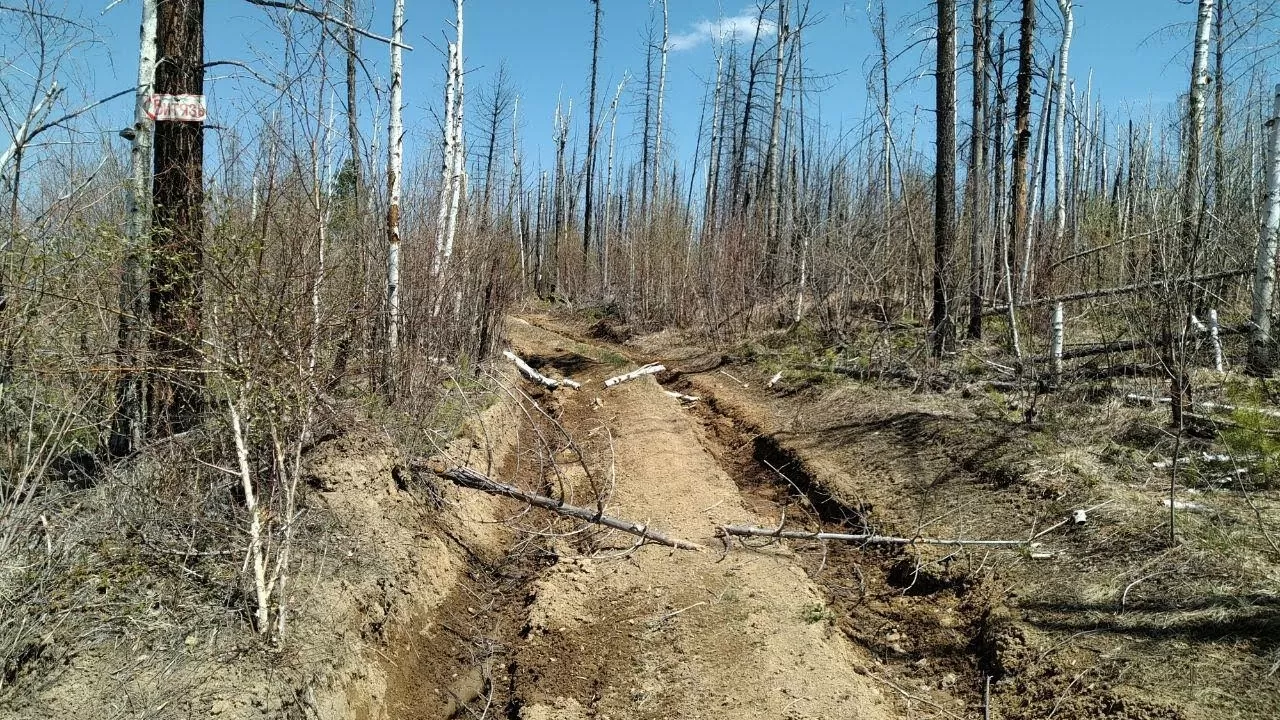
[504,320,900,720]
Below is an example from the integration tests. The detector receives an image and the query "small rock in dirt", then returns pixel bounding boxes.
[209,700,233,716]
[940,672,958,688]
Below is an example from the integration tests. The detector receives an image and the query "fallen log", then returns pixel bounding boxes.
[604,363,665,387]
[1124,393,1280,419]
[441,465,705,551]
[503,350,579,390]
[983,268,1249,316]
[717,524,1031,547]
[1032,338,1145,363]
[662,390,700,403]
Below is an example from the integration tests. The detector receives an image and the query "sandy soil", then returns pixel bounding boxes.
[502,319,900,720]
[515,311,1280,720]
[10,311,1276,720]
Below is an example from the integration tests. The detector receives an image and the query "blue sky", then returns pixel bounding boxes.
[11,1,1218,179]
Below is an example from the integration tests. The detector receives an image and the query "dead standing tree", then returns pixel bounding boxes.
[111,0,157,455]
[148,0,205,437]
[763,0,788,291]
[966,0,989,340]
[1007,0,1035,351]
[931,0,957,356]
[1050,0,1073,286]
[582,0,602,274]
[432,0,466,298]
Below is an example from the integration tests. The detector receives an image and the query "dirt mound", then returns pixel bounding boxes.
[1,406,513,720]
[587,318,632,344]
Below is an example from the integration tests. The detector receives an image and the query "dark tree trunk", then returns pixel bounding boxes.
[583,0,602,261]
[967,0,989,339]
[344,0,360,204]
[1010,0,1035,295]
[932,0,957,355]
[148,0,205,437]
[993,31,1008,300]
[732,2,770,216]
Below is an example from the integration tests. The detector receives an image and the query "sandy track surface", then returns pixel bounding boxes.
[504,320,899,720]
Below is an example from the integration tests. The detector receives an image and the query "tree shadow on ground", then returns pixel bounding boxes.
[1019,593,1280,652]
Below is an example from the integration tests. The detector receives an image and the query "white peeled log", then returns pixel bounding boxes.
[768,371,783,387]
[503,350,572,390]
[1050,302,1065,381]
[663,390,700,403]
[604,363,665,388]
[1162,498,1213,514]
[1208,308,1224,373]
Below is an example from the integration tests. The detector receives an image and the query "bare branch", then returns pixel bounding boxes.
[242,0,414,50]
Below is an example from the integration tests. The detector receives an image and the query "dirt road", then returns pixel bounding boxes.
[500,320,900,720]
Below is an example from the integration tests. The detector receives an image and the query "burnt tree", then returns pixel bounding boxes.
[932,0,957,355]
[148,0,205,436]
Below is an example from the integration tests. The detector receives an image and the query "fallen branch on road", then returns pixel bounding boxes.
[604,363,665,387]
[436,464,705,551]
[718,524,1032,547]
[503,350,579,389]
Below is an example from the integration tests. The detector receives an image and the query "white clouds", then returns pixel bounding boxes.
[669,11,778,52]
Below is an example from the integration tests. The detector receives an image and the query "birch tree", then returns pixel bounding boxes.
[435,0,466,282]
[1182,0,1214,269]
[111,0,157,455]
[385,0,404,383]
[1248,85,1280,375]
[652,0,669,209]
[1167,0,1214,425]
[1052,0,1073,274]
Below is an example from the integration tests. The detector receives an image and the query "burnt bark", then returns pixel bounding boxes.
[148,0,205,437]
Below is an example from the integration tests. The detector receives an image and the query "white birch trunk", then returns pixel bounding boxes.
[604,363,666,388]
[432,35,458,279]
[230,398,270,634]
[652,0,669,204]
[1249,84,1280,374]
[1183,0,1214,244]
[1051,302,1065,381]
[386,0,405,375]
[1208,307,1224,373]
[116,0,157,453]
[705,49,724,228]
[603,77,627,291]
[1052,0,1073,261]
[441,0,465,274]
